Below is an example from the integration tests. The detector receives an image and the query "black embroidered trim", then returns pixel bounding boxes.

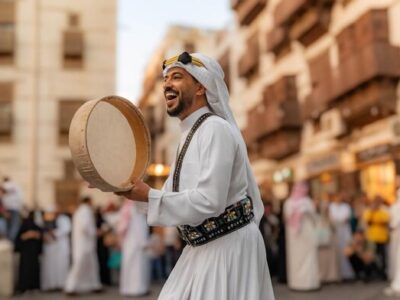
[178,197,254,247]
[172,112,214,193]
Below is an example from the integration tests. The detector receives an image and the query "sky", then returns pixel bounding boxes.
[116,0,233,103]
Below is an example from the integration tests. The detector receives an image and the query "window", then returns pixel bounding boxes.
[0,0,15,65]
[0,82,13,142]
[63,14,84,69]
[58,99,85,145]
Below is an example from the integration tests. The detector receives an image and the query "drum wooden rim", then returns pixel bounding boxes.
[69,95,151,192]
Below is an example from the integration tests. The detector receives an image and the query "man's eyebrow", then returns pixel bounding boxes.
[165,70,184,78]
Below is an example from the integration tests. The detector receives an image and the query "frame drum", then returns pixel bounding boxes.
[69,96,151,192]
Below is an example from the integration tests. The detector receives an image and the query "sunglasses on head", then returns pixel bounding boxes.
[162,52,205,70]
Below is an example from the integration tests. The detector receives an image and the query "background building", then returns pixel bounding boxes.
[0,0,117,209]
[140,0,400,205]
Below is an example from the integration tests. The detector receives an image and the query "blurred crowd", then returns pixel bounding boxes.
[3,174,400,297]
[260,180,400,297]
[0,177,183,297]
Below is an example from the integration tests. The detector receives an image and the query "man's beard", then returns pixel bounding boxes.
[166,92,194,117]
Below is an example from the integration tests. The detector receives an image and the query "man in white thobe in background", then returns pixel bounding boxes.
[118,200,150,297]
[384,187,400,296]
[41,208,71,291]
[2,177,23,241]
[329,193,355,280]
[115,52,274,300]
[64,197,101,295]
[284,182,320,291]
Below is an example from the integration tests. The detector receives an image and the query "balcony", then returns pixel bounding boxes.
[337,79,397,129]
[238,33,260,78]
[288,5,332,47]
[274,0,310,26]
[259,130,301,160]
[242,76,302,159]
[336,42,400,98]
[266,26,291,57]
[272,0,333,47]
[232,0,267,26]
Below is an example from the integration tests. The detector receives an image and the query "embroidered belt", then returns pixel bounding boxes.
[177,197,254,247]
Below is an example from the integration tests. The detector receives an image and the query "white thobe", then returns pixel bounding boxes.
[147,107,274,300]
[284,197,320,290]
[389,201,400,290]
[64,204,101,293]
[329,202,354,280]
[41,215,71,290]
[119,202,150,296]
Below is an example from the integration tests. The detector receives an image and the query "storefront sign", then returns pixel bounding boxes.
[356,144,391,163]
[306,153,340,177]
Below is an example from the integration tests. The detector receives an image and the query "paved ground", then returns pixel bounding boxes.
[1,281,399,300]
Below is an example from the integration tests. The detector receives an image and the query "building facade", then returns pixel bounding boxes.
[0,0,116,209]
[229,0,400,203]
[141,0,400,205]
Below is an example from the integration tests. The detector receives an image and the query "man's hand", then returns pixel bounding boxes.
[114,177,150,202]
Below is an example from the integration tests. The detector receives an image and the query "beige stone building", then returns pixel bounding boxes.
[229,0,400,203]
[140,0,400,204]
[0,0,116,209]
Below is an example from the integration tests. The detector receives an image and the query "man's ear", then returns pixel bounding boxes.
[196,83,206,96]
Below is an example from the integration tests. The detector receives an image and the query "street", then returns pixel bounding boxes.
[1,281,398,300]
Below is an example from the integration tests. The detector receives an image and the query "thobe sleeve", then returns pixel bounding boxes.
[147,121,237,227]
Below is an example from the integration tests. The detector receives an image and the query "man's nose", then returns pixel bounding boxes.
[163,78,172,89]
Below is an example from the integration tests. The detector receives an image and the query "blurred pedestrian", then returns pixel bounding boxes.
[316,199,339,283]
[260,201,279,277]
[64,196,101,295]
[329,193,354,280]
[2,177,23,241]
[0,226,13,296]
[41,207,71,291]
[163,226,181,277]
[344,230,379,282]
[118,200,150,297]
[385,185,400,296]
[15,210,43,293]
[362,195,389,279]
[284,182,320,291]
[0,188,8,237]
[95,208,111,286]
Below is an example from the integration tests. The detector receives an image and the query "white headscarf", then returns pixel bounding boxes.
[163,53,264,224]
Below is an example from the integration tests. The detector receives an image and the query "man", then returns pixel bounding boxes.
[344,229,379,282]
[385,180,400,296]
[284,182,320,291]
[329,193,355,280]
[117,200,150,297]
[15,210,43,293]
[41,207,71,291]
[116,52,274,299]
[362,195,389,279]
[2,177,23,241]
[64,197,101,295]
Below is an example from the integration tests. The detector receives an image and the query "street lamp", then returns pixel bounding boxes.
[146,163,170,177]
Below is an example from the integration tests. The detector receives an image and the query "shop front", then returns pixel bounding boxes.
[356,144,397,204]
[305,153,342,201]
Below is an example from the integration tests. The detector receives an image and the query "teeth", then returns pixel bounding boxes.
[165,91,177,100]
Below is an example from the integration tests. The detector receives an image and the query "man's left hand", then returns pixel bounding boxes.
[114,177,150,202]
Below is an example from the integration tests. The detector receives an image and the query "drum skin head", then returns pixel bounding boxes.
[69,95,151,192]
